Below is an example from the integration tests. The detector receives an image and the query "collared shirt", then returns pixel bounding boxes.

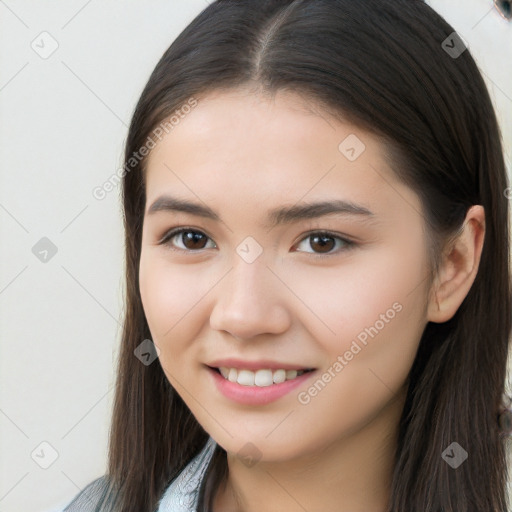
[157,436,217,511]
[61,436,218,512]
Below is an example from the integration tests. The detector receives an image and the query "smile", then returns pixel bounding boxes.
[206,365,317,406]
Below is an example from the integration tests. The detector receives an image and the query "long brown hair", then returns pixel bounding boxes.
[98,1,511,510]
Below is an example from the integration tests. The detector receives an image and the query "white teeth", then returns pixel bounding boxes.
[273,369,286,384]
[254,369,273,387]
[237,369,256,386]
[218,367,307,387]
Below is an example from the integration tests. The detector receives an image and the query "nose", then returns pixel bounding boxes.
[209,255,291,340]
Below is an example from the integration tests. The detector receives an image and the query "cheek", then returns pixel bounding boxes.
[139,253,192,341]
[139,253,216,360]
[285,249,426,440]
[289,245,428,363]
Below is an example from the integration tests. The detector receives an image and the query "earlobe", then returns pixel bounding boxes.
[427,205,485,324]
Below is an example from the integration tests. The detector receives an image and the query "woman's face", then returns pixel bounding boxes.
[139,87,431,462]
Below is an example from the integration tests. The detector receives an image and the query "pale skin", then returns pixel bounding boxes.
[138,87,485,512]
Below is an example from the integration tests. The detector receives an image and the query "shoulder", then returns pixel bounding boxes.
[62,438,218,512]
[63,475,110,512]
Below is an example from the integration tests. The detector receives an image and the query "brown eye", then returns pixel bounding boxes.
[159,228,355,257]
[293,231,355,257]
[179,231,208,250]
[309,234,336,253]
[159,228,216,251]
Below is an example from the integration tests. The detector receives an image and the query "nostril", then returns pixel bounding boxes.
[495,0,512,20]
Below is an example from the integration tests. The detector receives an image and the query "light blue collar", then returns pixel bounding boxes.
[157,436,218,512]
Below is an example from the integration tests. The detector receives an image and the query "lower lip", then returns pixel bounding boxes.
[206,366,316,405]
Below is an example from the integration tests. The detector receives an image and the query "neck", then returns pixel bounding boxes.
[214,389,406,512]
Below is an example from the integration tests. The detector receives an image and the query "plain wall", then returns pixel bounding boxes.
[0,1,510,511]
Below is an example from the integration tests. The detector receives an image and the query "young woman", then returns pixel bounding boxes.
[63,0,512,510]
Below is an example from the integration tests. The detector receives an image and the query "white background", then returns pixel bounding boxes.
[0,1,510,511]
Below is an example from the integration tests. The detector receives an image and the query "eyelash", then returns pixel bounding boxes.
[157,227,357,258]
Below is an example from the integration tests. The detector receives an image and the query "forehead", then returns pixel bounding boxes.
[143,88,418,222]
[146,88,369,169]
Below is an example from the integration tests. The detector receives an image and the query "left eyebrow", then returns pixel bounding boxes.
[146,195,379,229]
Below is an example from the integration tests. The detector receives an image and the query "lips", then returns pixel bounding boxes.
[207,365,317,405]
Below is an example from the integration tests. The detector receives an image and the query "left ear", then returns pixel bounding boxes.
[427,205,486,323]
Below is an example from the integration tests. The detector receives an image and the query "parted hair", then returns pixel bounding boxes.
[66,1,512,511]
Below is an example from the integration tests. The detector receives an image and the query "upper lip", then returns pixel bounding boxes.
[206,358,315,371]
